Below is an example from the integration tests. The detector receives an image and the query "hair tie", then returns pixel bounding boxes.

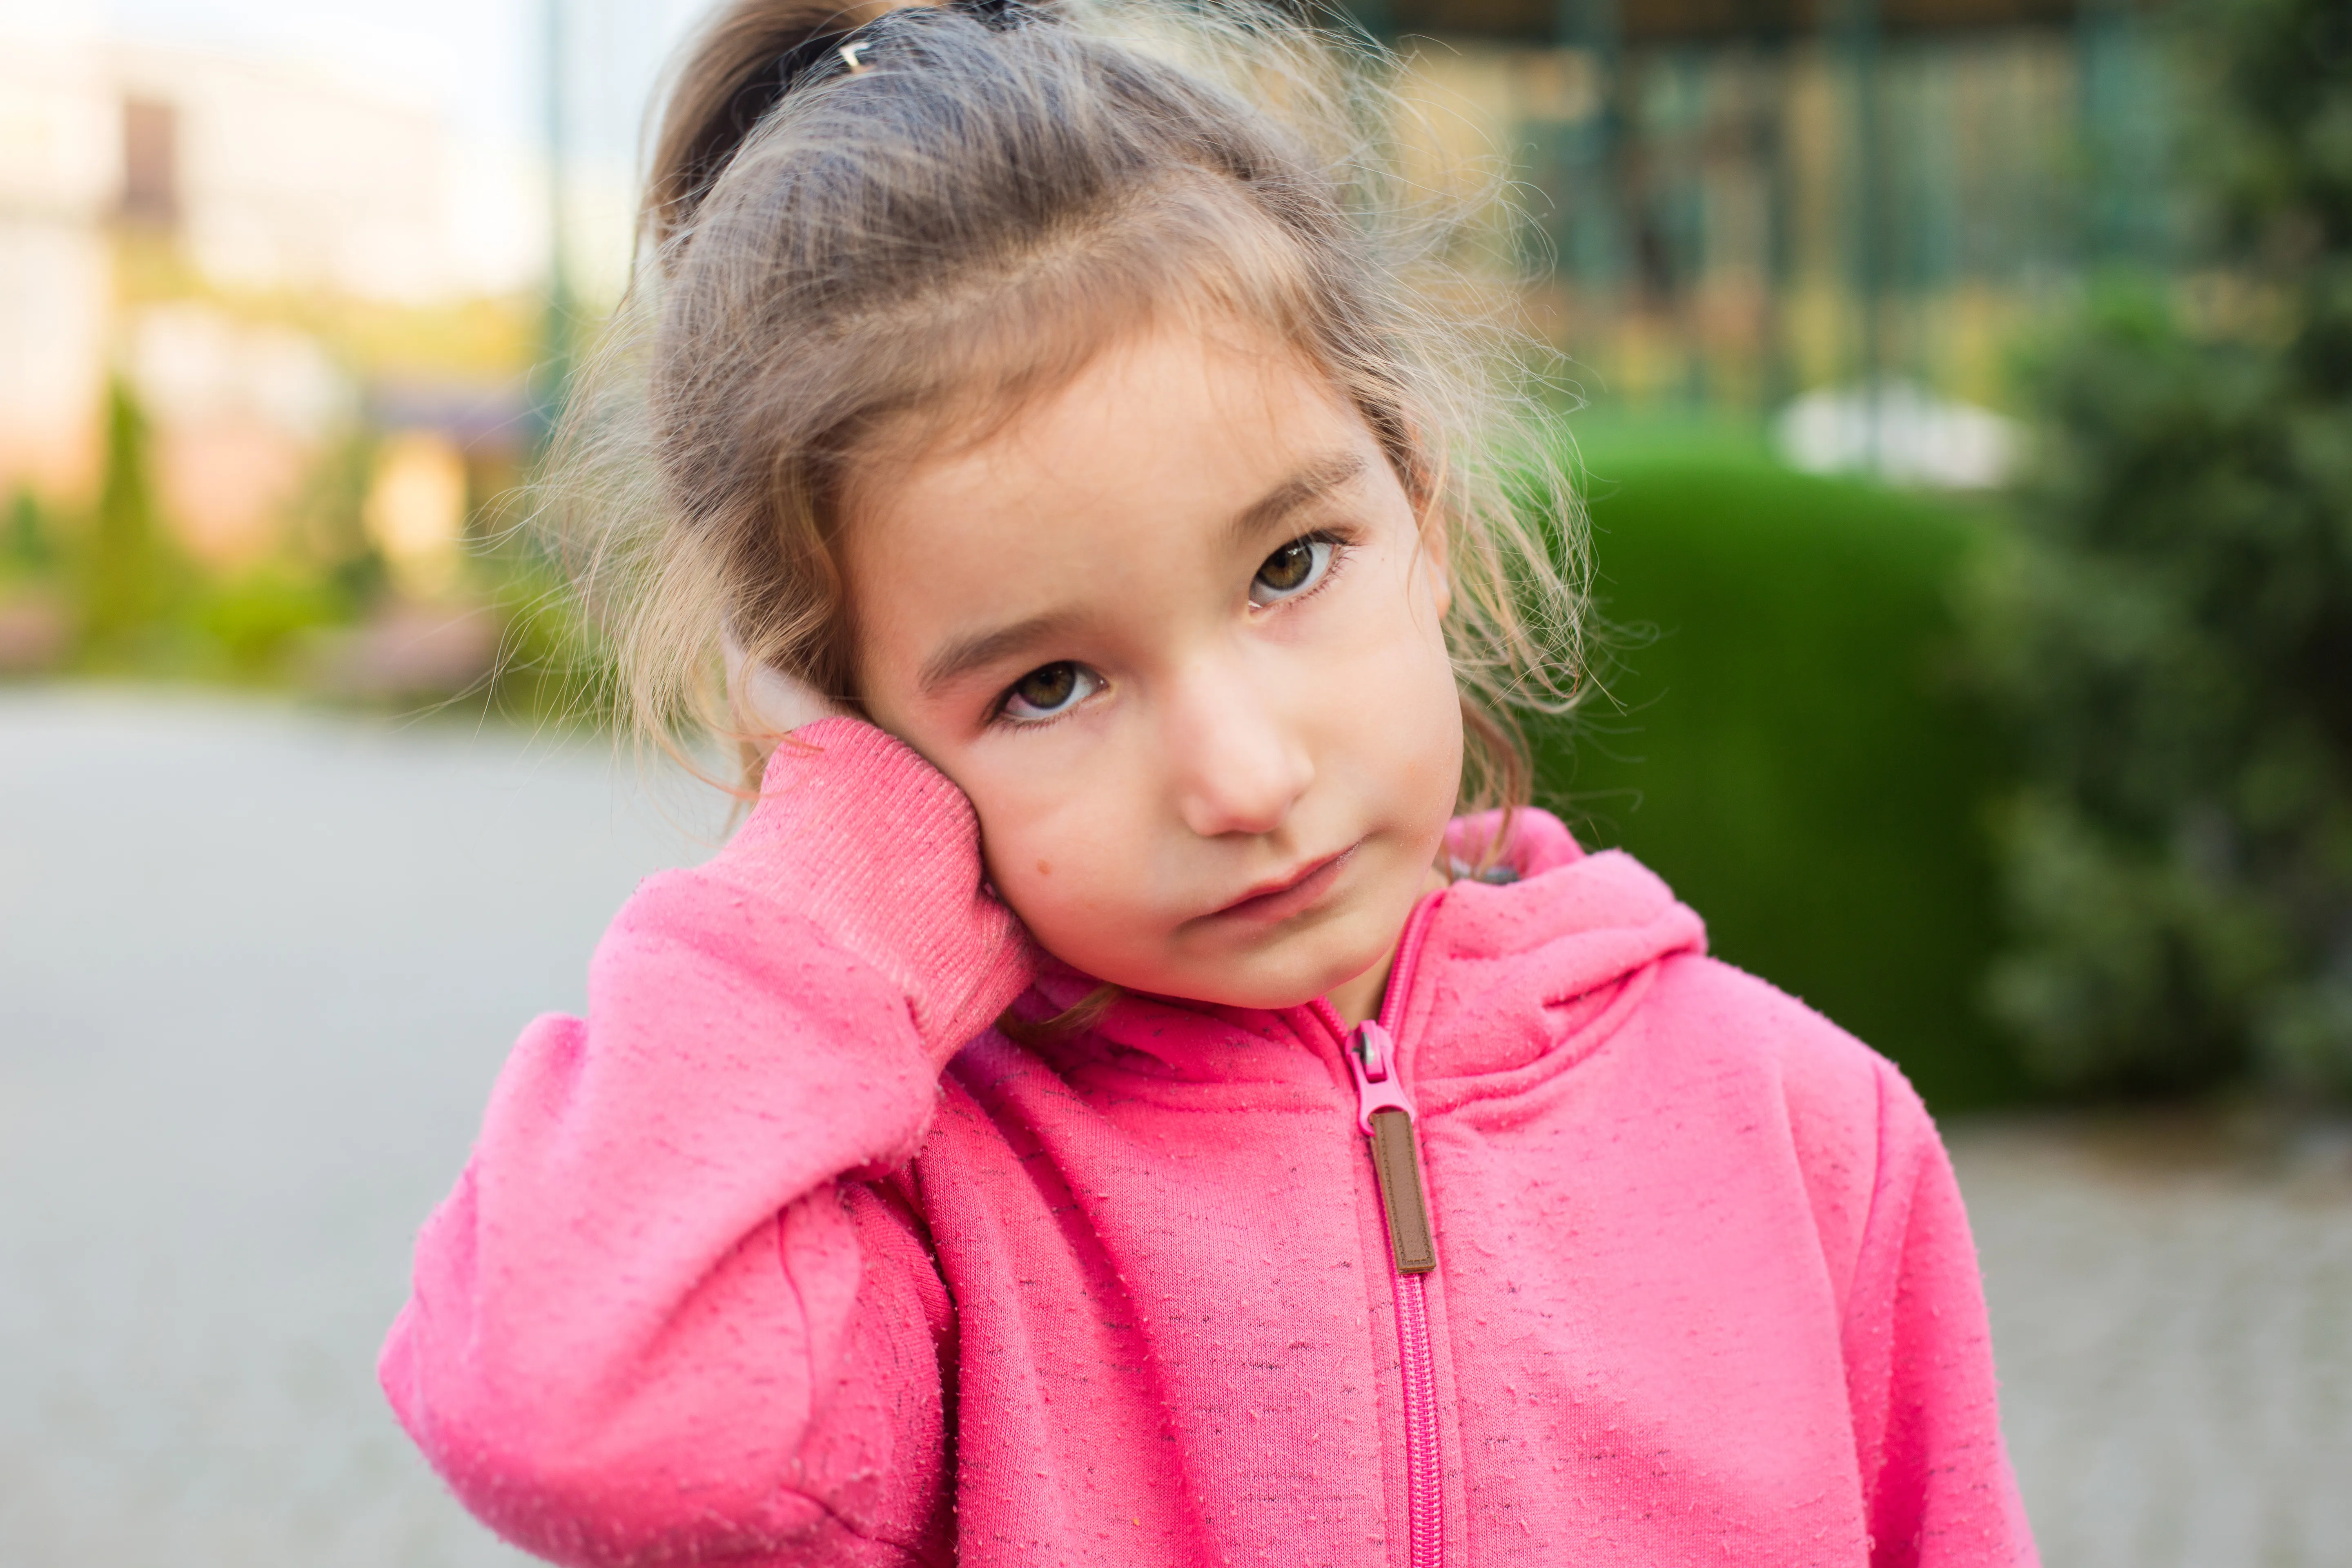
[682,0,1033,220]
[721,26,869,140]
[733,0,1027,134]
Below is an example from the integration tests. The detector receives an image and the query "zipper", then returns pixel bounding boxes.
[1311,894,1444,1568]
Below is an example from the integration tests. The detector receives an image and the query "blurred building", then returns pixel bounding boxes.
[0,11,117,497]
[1388,0,2172,414]
[0,7,500,547]
[3,0,2178,528]
[110,40,453,303]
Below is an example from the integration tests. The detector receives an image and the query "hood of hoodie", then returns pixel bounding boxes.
[1017,807,1710,1093]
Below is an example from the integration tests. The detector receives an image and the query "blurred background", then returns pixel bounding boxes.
[2,0,2348,1562]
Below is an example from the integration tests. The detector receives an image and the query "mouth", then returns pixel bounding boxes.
[1209,843,1359,925]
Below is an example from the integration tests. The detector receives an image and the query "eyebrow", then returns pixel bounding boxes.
[918,610,1087,697]
[1224,451,1369,552]
[915,451,1374,699]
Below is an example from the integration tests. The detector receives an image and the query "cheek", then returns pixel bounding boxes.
[1321,570,1464,811]
[960,749,1152,932]
[1392,663,1467,829]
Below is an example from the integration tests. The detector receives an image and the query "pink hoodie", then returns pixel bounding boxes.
[382,719,2036,1568]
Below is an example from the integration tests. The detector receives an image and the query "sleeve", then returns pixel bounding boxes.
[378,718,1035,1567]
[1843,1061,2040,1568]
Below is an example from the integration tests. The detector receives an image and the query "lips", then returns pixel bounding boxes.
[1211,844,1357,924]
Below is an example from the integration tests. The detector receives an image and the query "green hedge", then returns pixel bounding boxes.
[1532,455,2035,1114]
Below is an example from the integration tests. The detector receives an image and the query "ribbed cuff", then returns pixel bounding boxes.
[700,717,1034,1063]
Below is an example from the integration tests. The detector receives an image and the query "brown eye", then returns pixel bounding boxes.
[1015,663,1075,709]
[1250,537,1334,606]
[1001,661,1100,723]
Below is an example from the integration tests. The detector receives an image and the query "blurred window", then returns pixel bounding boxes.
[121,97,179,229]
[1382,0,2083,42]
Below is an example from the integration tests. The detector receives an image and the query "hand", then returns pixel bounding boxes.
[723,629,848,735]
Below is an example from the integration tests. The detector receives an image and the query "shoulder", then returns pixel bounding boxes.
[1646,951,1908,1123]
[1496,814,1920,1158]
[1638,950,1936,1301]
[1440,818,1951,1316]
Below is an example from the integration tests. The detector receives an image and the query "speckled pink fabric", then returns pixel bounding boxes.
[383,718,2036,1568]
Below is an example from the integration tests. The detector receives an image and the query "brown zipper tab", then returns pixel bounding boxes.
[1367,1107,1437,1273]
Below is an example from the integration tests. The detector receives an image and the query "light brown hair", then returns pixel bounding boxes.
[554,0,1587,810]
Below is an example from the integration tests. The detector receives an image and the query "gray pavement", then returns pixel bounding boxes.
[0,687,717,1567]
[1952,1120,2352,1566]
[2,686,2347,1566]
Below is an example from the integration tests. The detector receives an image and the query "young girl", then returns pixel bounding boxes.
[382,2,2037,1564]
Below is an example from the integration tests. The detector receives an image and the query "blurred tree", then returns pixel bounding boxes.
[5,489,56,577]
[79,379,176,657]
[1970,0,2352,1095]
[287,424,387,605]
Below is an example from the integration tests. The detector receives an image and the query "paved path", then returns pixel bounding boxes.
[2,687,2347,1566]
[1951,1120,2352,1567]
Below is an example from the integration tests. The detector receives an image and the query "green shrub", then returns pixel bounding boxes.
[1964,0,2352,1098]
[1536,456,2032,1114]
[193,569,354,679]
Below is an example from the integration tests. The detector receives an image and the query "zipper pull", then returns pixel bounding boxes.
[1345,1021,1436,1274]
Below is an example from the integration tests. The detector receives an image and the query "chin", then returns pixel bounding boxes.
[1179,941,1389,1012]
[1054,893,1404,1012]
[1160,972,1331,1011]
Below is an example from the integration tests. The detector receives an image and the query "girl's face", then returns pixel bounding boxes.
[843,319,1463,1013]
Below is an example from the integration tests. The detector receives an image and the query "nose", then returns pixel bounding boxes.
[1163,655,1314,839]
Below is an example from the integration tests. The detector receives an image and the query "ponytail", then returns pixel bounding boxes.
[646,0,914,248]
[646,0,1033,249]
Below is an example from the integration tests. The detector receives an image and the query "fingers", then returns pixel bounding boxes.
[723,628,846,735]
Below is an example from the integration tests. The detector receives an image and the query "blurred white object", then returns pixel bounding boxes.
[1774,380,2022,490]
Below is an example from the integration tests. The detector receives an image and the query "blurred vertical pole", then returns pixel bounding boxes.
[538,0,574,459]
[2078,0,2123,265]
[1554,0,1626,385]
[1760,16,1797,414]
[2077,0,2165,270]
[1831,0,1884,470]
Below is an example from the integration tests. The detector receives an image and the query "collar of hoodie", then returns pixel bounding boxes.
[1003,806,1710,1100]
